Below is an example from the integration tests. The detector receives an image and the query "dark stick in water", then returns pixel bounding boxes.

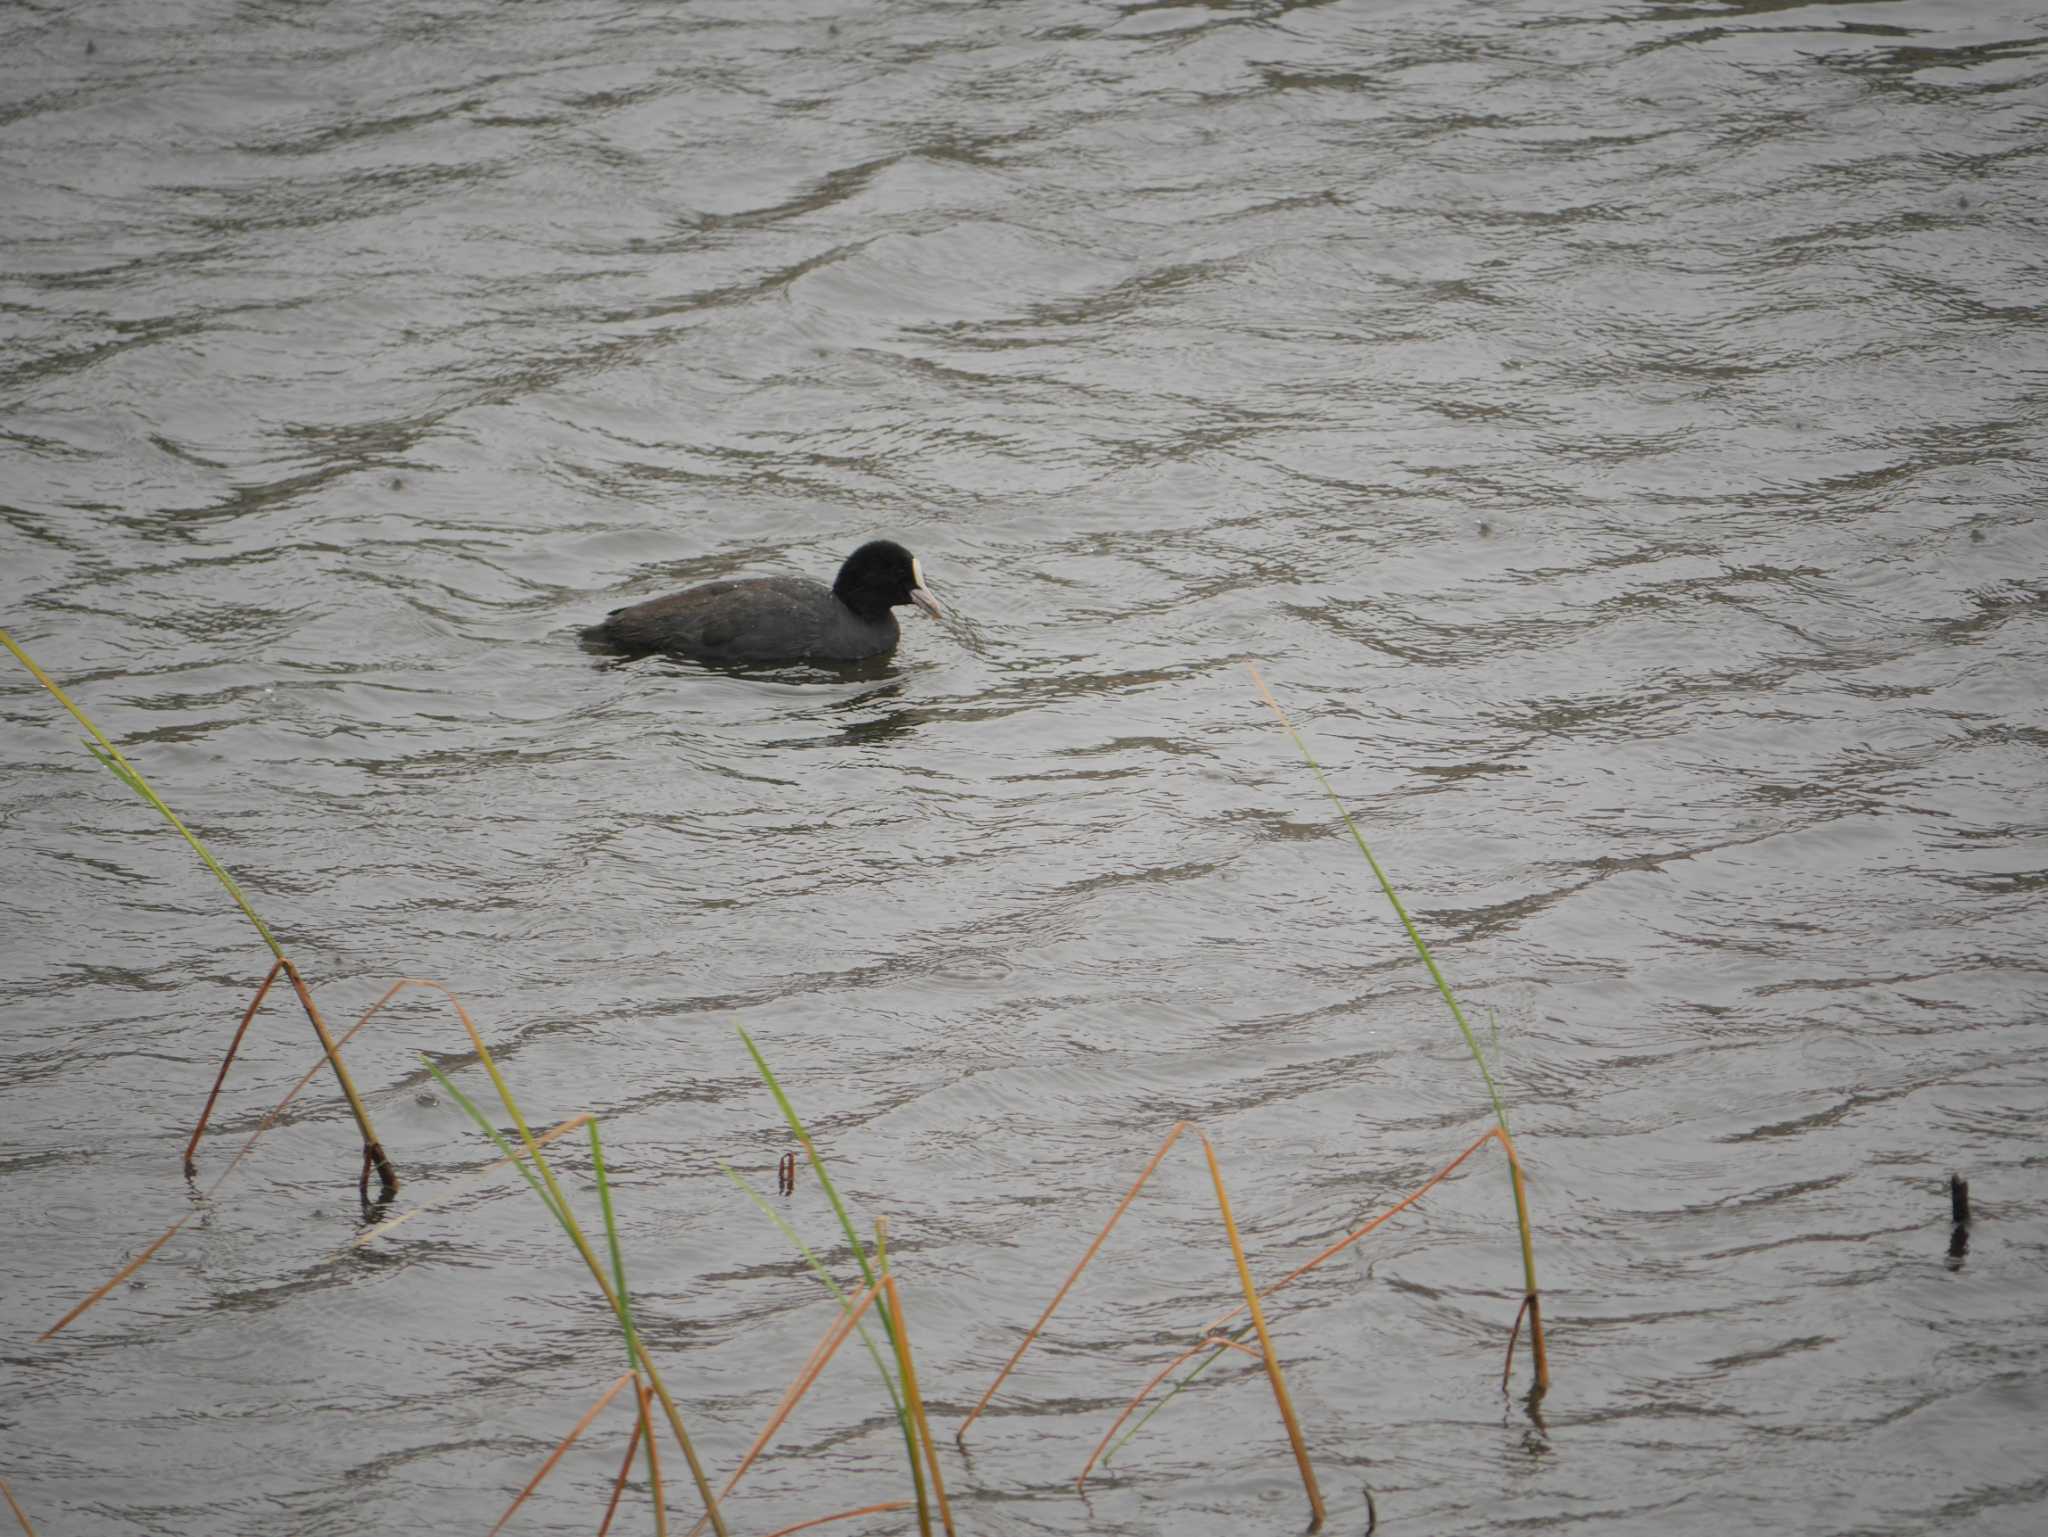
[1948,1173,1971,1264]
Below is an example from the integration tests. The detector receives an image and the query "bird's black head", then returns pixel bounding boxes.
[833,540,943,623]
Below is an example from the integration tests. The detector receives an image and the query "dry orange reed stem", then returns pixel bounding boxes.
[885,1275,955,1537]
[279,956,397,1197]
[967,1119,1549,1517]
[595,1391,651,1537]
[1199,1130,1324,1527]
[685,1283,884,1537]
[759,1502,913,1537]
[958,1121,1325,1526]
[1109,1126,1545,1450]
[957,1119,1193,1441]
[181,958,397,1197]
[487,1372,637,1536]
[182,958,283,1176]
[1,1476,37,1537]
[1077,1335,1263,1491]
[42,972,422,1339]
[1201,1128,1500,1335]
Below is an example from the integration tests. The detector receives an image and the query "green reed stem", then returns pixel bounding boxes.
[737,1028,883,1292]
[424,1052,727,1536]
[1248,665,1545,1355]
[2,627,282,957]
[719,1164,908,1424]
[735,1027,927,1506]
[591,1120,668,1513]
[590,1121,643,1374]
[423,1059,567,1227]
[1105,1324,1254,1464]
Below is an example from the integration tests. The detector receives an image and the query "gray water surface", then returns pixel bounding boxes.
[4,1,2046,1534]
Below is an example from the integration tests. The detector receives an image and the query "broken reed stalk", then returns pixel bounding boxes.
[183,958,282,1176]
[1247,661,1549,1393]
[1198,1130,1325,1528]
[279,956,397,1198]
[43,973,445,1338]
[957,1119,1194,1441]
[598,1407,647,1537]
[58,974,618,1336]
[2,628,398,1199]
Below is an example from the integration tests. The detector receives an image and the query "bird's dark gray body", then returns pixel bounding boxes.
[583,540,941,665]
[592,574,902,663]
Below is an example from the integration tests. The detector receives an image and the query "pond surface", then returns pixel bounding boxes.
[3,1,2046,1533]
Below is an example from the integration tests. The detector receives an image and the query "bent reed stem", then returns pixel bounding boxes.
[4,629,398,1197]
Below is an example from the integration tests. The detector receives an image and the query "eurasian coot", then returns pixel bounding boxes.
[585,540,943,664]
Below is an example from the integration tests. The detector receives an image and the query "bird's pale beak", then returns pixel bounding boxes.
[910,558,943,619]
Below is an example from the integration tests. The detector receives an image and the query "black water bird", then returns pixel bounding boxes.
[585,540,943,664]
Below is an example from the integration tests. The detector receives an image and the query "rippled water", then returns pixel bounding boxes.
[5,1,2046,1533]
